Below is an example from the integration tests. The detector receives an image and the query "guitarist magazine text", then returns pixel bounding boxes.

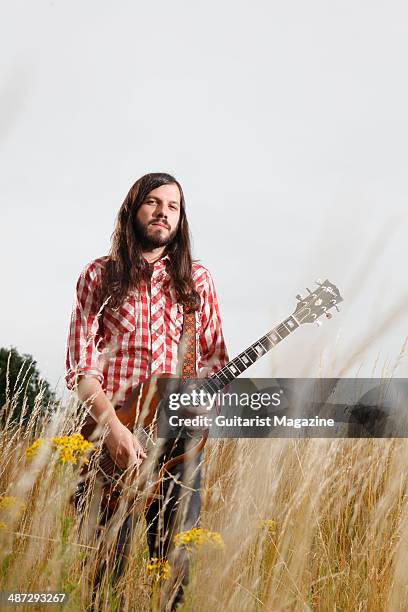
[1,2,408,611]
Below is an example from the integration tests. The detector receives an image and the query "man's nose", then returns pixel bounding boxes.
[154,203,167,218]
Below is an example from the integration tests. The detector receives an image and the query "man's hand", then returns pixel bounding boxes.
[76,376,147,470]
[105,417,147,470]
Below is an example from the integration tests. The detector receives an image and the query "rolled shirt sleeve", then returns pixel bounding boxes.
[65,260,105,390]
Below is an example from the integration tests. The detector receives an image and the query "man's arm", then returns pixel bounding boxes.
[66,262,145,469]
[197,268,229,377]
[65,261,105,388]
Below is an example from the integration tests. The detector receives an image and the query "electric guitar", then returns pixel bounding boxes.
[81,279,343,511]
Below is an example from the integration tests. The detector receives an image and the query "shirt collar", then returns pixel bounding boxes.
[147,253,170,272]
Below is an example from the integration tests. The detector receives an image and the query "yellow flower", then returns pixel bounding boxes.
[25,438,44,460]
[174,528,224,553]
[258,519,276,534]
[0,496,25,515]
[0,522,7,529]
[26,434,94,465]
[147,557,170,582]
[51,433,94,465]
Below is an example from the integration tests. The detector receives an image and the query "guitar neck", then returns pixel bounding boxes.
[200,313,300,395]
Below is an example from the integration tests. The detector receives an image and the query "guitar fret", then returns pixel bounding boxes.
[268,331,280,344]
[205,379,220,394]
[276,323,290,339]
[201,382,212,395]
[238,353,253,366]
[284,316,299,330]
[215,370,231,385]
[255,343,267,357]
[226,359,245,375]
[231,357,246,374]
[246,346,258,362]
[259,337,272,351]
[225,367,236,381]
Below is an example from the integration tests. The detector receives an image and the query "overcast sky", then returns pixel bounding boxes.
[1,1,407,395]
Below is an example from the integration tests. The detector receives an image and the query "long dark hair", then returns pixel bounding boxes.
[100,172,200,311]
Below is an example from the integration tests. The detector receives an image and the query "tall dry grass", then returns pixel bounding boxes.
[2,372,408,611]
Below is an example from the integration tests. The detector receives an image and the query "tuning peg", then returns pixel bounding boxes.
[315,320,322,327]
[326,312,332,319]
[306,287,312,294]
[316,278,323,285]
[296,294,302,301]
[335,305,340,312]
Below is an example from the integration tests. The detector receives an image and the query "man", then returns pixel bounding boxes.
[65,172,228,606]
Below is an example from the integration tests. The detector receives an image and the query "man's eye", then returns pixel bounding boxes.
[169,205,179,211]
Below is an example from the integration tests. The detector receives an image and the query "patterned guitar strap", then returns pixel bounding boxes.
[181,310,197,380]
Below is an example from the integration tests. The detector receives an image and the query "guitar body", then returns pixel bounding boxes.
[80,373,207,512]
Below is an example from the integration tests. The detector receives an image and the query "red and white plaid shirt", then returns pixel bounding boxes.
[65,255,228,406]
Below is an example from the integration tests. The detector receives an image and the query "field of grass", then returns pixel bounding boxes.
[2,377,408,611]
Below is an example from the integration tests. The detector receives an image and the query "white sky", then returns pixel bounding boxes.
[1,1,407,395]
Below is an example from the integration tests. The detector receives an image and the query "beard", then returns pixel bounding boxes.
[133,217,178,249]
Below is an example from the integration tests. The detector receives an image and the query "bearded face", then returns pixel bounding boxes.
[134,183,181,249]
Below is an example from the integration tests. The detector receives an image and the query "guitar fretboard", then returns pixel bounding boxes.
[199,315,300,395]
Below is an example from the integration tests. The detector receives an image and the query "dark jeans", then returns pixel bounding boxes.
[81,446,203,607]
[146,450,202,558]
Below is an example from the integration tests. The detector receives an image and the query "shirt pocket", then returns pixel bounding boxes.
[103,301,136,336]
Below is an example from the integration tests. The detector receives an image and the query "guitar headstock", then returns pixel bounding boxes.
[293,279,343,325]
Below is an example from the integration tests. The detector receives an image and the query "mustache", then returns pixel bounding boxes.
[149,220,170,229]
